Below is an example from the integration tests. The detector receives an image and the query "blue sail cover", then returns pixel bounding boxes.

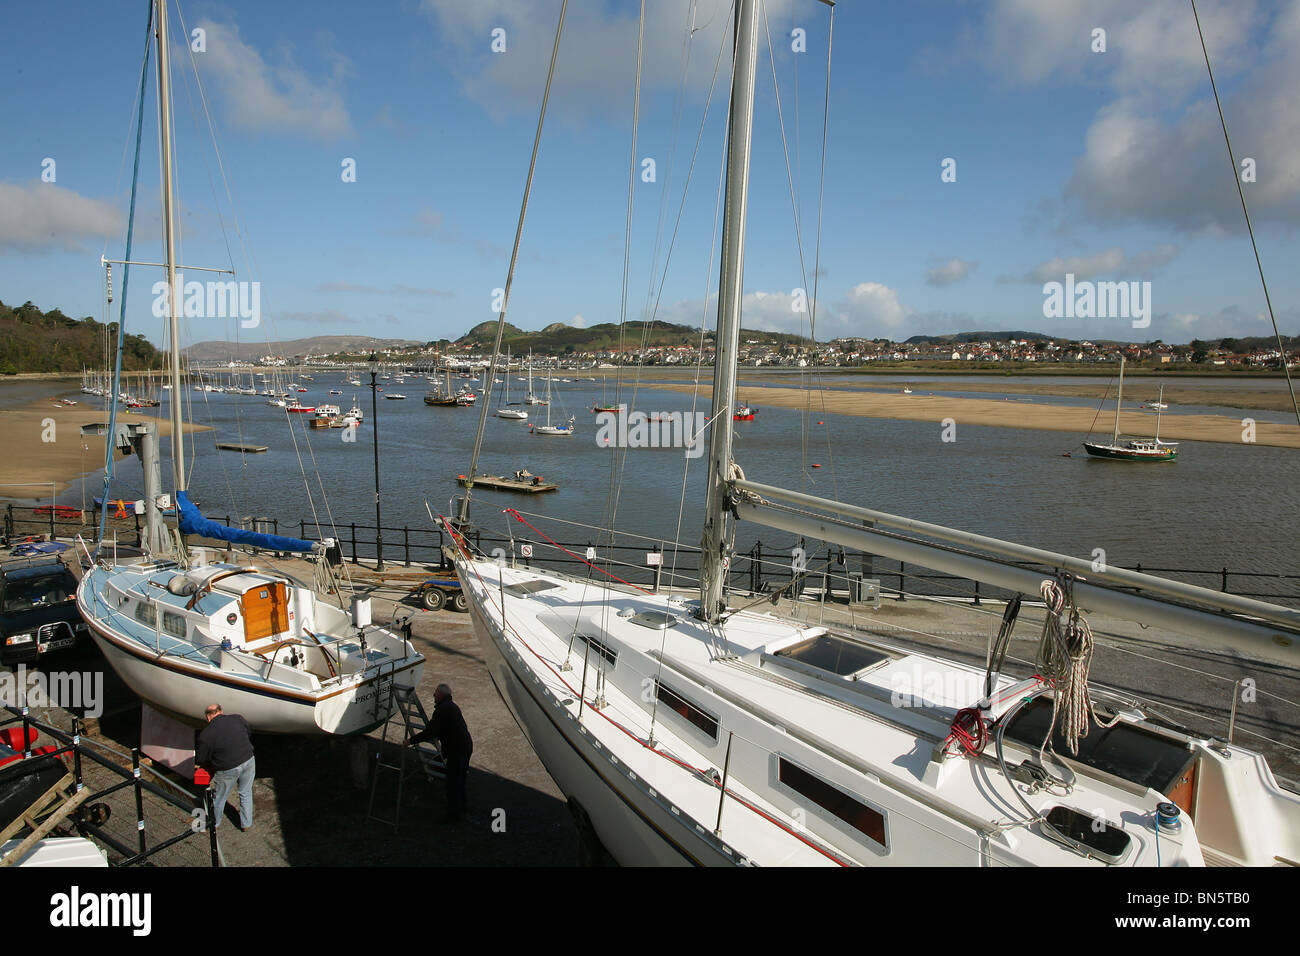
[176,491,315,553]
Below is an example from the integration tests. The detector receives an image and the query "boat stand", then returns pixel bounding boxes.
[365,685,444,831]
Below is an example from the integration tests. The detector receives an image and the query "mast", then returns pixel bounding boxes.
[1154,384,1164,443]
[700,0,760,623]
[156,0,185,492]
[1112,353,1125,445]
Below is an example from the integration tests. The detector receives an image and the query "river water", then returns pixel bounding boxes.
[37,374,1300,593]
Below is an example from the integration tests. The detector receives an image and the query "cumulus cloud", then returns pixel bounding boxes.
[0,181,122,253]
[571,313,586,328]
[925,258,977,287]
[191,19,353,141]
[980,0,1300,231]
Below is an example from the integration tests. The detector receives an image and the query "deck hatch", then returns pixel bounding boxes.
[773,634,889,677]
[630,611,677,631]
[504,580,560,596]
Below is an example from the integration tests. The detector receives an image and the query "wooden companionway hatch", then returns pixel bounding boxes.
[239,581,289,642]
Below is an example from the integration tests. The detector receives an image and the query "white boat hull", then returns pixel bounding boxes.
[462,582,735,866]
[87,620,416,734]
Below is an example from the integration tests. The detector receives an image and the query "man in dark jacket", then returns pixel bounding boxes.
[196,703,255,831]
[407,684,473,821]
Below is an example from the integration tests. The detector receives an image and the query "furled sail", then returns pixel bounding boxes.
[176,491,316,553]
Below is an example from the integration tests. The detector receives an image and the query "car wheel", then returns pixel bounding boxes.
[451,591,469,613]
[421,587,446,612]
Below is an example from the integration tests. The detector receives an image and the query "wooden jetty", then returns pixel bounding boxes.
[215,442,268,453]
[457,473,557,493]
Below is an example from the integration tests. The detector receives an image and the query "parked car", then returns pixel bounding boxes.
[0,558,88,666]
[415,572,468,612]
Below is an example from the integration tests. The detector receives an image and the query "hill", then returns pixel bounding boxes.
[454,320,803,352]
[0,300,161,374]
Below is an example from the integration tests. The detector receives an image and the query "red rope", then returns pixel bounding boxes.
[945,706,988,757]
[503,508,652,594]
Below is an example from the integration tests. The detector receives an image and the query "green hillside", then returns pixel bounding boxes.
[0,300,161,374]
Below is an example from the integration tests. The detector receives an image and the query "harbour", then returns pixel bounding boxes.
[2,0,1298,892]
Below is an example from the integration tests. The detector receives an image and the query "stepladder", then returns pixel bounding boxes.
[366,683,445,831]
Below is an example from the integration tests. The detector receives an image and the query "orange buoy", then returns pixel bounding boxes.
[812,463,821,468]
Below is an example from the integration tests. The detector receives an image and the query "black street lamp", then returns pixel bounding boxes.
[369,353,385,572]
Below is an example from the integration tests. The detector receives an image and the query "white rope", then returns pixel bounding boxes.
[1036,576,1122,759]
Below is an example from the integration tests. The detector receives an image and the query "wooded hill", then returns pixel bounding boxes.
[0,300,161,374]
[452,320,805,352]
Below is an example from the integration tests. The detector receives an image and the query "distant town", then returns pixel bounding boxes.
[240,332,1296,373]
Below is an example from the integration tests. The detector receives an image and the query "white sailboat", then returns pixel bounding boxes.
[446,0,1298,866]
[530,373,573,436]
[76,0,422,736]
[497,348,528,420]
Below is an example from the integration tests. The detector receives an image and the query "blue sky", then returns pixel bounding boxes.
[2,0,1298,353]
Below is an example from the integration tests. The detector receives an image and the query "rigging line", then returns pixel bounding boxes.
[601,0,648,572]
[174,0,346,551]
[1189,0,1299,428]
[610,2,735,575]
[99,0,155,548]
[639,0,697,328]
[761,5,820,495]
[460,0,569,525]
[671,86,732,593]
[811,6,837,501]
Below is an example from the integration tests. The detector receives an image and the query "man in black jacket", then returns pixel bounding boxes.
[407,684,473,822]
[196,703,255,831]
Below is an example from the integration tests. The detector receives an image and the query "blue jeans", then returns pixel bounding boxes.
[210,756,255,829]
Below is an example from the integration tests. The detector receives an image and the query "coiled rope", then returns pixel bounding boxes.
[1036,574,1121,758]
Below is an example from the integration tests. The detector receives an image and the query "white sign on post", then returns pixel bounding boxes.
[646,552,662,566]
[585,547,596,560]
[520,543,533,558]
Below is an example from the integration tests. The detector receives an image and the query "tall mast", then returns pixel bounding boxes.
[700,0,760,623]
[1112,353,1125,445]
[1154,384,1164,443]
[156,0,185,492]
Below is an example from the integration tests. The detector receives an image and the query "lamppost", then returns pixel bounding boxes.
[369,353,385,572]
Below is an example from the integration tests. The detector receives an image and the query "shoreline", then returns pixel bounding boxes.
[644,382,1300,449]
[0,383,209,500]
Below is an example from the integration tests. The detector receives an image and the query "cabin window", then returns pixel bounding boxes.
[161,611,187,639]
[778,757,887,848]
[655,680,718,741]
[133,602,157,627]
[575,633,616,667]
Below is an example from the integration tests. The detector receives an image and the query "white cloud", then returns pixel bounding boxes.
[1004,243,1180,284]
[0,181,122,253]
[981,0,1300,230]
[571,313,586,328]
[925,258,977,287]
[191,19,353,141]
[419,0,800,118]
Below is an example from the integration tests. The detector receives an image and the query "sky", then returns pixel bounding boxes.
[2,0,1298,354]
